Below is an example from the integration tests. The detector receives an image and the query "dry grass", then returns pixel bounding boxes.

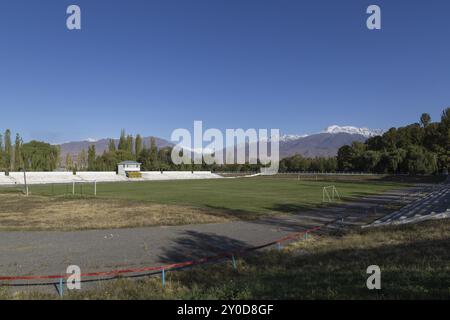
[0,193,235,231]
[288,218,450,254]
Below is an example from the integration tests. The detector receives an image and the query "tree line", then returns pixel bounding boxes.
[279,156,337,173]
[73,130,262,172]
[82,130,169,171]
[0,131,60,172]
[336,108,450,174]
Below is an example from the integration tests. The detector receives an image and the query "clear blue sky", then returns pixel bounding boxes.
[1,0,449,143]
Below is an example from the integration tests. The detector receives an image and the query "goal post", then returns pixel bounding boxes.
[44,180,98,196]
[71,180,97,196]
[322,185,341,202]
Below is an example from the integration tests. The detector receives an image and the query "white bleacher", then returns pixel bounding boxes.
[370,181,450,227]
[0,172,16,185]
[76,172,128,182]
[141,171,222,180]
[8,172,83,185]
[0,171,222,185]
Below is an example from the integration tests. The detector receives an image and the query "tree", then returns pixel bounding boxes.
[404,145,437,174]
[0,133,3,170]
[135,134,142,157]
[438,108,450,171]
[96,150,118,171]
[77,149,87,170]
[65,153,73,170]
[21,141,59,171]
[337,145,355,171]
[158,147,172,167]
[108,139,116,152]
[420,113,431,127]
[150,137,159,169]
[126,135,134,155]
[137,147,152,170]
[4,129,12,171]
[115,149,133,162]
[361,150,381,172]
[118,129,127,151]
[13,133,23,170]
[440,107,450,128]
[335,108,449,174]
[88,145,96,170]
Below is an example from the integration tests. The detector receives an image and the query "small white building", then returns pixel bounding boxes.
[117,161,141,176]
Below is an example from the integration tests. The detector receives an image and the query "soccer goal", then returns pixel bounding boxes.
[322,185,341,202]
[70,180,98,196]
[41,180,98,197]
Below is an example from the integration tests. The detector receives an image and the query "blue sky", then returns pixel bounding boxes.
[1,0,449,143]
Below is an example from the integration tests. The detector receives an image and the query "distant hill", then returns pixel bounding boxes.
[279,132,367,158]
[59,137,173,158]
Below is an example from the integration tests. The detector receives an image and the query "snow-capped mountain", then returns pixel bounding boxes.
[278,125,385,158]
[268,134,308,142]
[278,126,384,141]
[322,125,384,138]
[278,134,309,142]
[223,125,385,158]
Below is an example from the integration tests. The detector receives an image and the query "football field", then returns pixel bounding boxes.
[0,176,410,231]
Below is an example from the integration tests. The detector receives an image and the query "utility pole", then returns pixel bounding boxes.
[23,168,28,196]
[23,158,31,197]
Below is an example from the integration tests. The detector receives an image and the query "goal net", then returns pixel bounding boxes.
[322,185,341,202]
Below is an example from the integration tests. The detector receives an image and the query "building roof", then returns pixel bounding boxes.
[118,161,141,165]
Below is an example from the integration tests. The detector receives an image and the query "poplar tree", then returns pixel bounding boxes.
[0,133,4,169]
[4,129,12,171]
[108,139,116,152]
[118,129,127,151]
[13,133,23,170]
[126,135,133,155]
[65,153,73,170]
[135,134,142,157]
[78,149,87,170]
[88,145,96,170]
[150,137,158,169]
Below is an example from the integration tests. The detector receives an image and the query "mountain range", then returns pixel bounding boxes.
[59,136,172,159]
[278,126,384,158]
[58,125,384,160]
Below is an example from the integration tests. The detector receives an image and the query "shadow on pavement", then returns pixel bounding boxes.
[159,230,249,263]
